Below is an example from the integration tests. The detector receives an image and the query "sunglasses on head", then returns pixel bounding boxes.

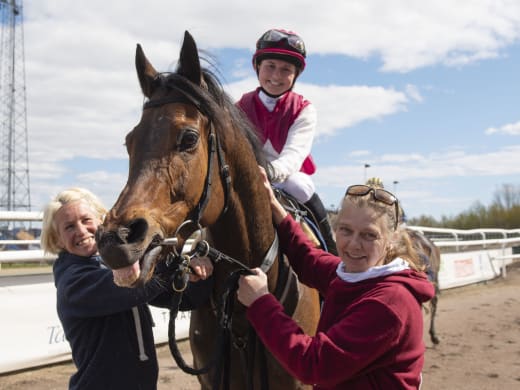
[257,30,306,56]
[345,185,400,230]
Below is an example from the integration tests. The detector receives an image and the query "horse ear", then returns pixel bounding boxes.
[135,43,158,98]
[177,30,202,86]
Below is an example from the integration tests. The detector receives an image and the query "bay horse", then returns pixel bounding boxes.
[95,31,320,389]
[406,228,441,345]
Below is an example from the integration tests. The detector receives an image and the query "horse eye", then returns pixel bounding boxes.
[178,129,199,151]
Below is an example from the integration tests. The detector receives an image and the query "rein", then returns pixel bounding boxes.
[165,237,283,390]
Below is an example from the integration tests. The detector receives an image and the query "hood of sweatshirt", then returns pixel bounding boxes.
[328,268,435,307]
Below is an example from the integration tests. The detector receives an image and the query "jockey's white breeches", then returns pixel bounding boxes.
[274,172,315,203]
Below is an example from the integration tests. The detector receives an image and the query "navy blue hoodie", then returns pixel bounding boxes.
[53,252,200,390]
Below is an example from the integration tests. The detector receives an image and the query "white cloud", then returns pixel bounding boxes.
[20,0,520,170]
[349,150,371,158]
[380,153,425,163]
[313,145,520,218]
[405,85,423,102]
[299,84,410,137]
[24,0,520,72]
[315,145,520,189]
[485,120,520,135]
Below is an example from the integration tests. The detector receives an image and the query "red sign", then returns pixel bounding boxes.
[454,258,475,277]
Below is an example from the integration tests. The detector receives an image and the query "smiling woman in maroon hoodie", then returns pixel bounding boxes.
[237,168,435,389]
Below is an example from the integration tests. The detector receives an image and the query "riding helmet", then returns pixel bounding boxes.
[253,28,307,71]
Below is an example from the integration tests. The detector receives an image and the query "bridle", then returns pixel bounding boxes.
[144,76,280,275]
[144,74,281,276]
[144,75,231,242]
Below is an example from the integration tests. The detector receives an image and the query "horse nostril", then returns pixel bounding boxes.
[96,227,123,249]
[126,218,149,244]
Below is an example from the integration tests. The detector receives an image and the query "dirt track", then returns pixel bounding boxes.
[1,263,519,389]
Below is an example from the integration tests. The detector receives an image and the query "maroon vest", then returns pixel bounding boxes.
[237,88,316,174]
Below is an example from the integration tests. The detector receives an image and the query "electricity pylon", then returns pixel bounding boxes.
[0,0,31,213]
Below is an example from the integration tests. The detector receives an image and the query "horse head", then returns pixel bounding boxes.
[96,31,232,286]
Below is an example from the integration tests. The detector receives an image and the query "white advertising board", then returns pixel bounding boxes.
[438,247,512,289]
[0,280,190,374]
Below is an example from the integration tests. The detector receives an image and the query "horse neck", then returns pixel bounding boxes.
[209,166,275,269]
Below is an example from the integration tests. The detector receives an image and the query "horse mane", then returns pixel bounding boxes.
[153,66,268,171]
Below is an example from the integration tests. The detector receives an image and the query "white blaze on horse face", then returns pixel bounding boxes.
[112,261,141,287]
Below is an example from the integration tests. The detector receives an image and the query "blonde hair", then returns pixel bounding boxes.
[336,193,424,272]
[40,188,107,255]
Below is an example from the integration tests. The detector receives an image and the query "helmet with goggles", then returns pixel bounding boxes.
[253,29,307,71]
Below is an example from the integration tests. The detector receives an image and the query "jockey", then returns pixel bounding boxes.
[237,28,337,255]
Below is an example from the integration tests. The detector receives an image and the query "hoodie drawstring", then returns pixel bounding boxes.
[131,307,149,361]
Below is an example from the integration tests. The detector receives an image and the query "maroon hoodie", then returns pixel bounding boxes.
[247,216,435,389]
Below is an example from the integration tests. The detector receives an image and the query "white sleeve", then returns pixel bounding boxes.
[270,104,317,182]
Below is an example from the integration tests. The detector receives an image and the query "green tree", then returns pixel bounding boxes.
[408,183,520,228]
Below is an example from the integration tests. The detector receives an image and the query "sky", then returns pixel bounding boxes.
[7,0,520,221]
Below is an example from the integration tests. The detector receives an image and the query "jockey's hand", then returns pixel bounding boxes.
[189,256,213,282]
[237,268,269,307]
[258,166,288,225]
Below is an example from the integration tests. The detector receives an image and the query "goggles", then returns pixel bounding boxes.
[257,29,306,57]
[345,185,400,230]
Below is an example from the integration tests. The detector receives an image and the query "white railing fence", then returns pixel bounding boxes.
[0,211,51,265]
[0,211,44,221]
[1,211,519,280]
[407,225,520,250]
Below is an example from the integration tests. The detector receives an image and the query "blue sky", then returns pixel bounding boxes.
[14,0,520,220]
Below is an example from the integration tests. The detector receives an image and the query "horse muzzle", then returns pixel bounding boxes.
[95,219,163,287]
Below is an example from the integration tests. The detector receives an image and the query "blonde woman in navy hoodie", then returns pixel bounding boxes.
[41,187,212,390]
[237,168,435,389]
